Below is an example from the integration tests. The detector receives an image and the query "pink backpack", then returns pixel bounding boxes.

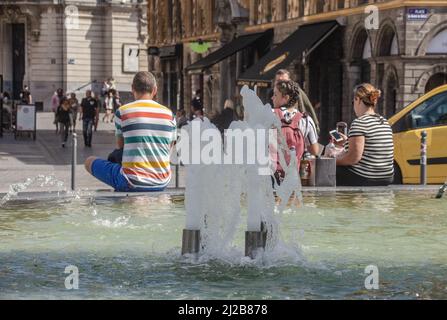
[273,108,305,173]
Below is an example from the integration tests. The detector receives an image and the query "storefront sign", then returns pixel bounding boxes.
[16,104,36,132]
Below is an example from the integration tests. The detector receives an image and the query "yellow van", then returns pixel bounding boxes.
[389,84,447,184]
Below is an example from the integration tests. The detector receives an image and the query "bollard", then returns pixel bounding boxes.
[436,182,447,199]
[71,133,77,191]
[420,130,427,185]
[0,98,3,138]
[181,229,200,255]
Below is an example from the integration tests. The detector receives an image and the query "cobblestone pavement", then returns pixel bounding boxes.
[0,112,185,193]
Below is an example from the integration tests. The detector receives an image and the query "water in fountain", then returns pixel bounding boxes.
[176,85,304,263]
[0,175,70,207]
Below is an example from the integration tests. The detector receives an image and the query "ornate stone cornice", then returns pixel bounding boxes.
[1,5,22,23]
[0,5,43,41]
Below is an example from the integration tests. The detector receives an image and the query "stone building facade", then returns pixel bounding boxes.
[147,0,447,139]
[0,0,148,110]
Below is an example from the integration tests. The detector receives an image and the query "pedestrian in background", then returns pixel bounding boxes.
[111,89,121,123]
[57,98,71,148]
[190,90,203,120]
[68,92,79,132]
[191,100,204,120]
[102,90,114,123]
[80,90,99,147]
[20,85,32,104]
[214,99,237,134]
[52,88,64,134]
[176,109,188,130]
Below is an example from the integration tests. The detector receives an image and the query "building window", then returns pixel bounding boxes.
[378,25,398,57]
[282,0,288,20]
[316,0,325,13]
[425,73,447,93]
[299,0,305,17]
[426,29,447,54]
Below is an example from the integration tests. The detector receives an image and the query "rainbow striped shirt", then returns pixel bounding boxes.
[115,99,176,190]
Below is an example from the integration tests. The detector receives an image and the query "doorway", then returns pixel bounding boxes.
[11,23,26,100]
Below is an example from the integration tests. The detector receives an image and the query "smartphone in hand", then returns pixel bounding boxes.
[329,130,344,142]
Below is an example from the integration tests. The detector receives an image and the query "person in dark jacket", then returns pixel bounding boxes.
[57,98,71,148]
[215,99,237,134]
[79,90,99,147]
[176,109,188,129]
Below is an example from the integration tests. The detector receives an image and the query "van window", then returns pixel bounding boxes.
[406,91,447,129]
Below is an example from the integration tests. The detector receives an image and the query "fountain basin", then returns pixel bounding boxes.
[0,188,446,299]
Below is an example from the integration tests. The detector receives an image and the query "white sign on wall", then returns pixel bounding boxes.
[123,44,140,73]
[16,104,36,131]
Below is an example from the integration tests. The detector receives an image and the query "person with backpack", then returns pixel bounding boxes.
[272,80,306,185]
[272,69,320,135]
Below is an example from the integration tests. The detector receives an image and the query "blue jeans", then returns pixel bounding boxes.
[83,119,94,146]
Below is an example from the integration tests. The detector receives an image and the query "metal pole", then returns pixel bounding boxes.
[420,130,427,185]
[71,133,77,191]
[181,229,200,256]
[245,222,267,259]
[175,164,179,188]
[0,97,3,138]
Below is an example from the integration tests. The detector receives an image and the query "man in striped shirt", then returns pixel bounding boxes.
[84,72,176,192]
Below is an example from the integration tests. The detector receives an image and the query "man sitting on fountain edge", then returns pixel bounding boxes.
[84,71,176,192]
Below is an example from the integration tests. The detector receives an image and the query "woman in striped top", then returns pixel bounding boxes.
[335,83,394,186]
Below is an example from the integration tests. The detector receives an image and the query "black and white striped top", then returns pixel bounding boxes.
[344,114,394,179]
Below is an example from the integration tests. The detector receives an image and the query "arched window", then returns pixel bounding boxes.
[363,38,372,59]
[425,73,447,93]
[390,35,398,55]
[378,25,398,56]
[385,72,398,118]
[426,29,447,54]
[351,28,371,84]
[316,0,325,13]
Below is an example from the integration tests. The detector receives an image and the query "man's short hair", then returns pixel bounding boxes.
[276,69,291,78]
[132,71,157,94]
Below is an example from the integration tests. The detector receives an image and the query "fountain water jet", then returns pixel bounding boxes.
[176,86,302,260]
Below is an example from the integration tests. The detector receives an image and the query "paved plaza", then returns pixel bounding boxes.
[0,112,185,193]
[1,113,442,198]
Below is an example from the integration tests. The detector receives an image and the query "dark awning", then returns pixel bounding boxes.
[185,30,271,72]
[238,20,340,86]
